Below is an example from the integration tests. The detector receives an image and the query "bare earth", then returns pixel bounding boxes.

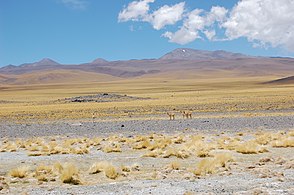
[0,112,293,195]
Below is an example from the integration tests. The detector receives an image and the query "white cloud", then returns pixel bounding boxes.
[119,1,185,30]
[163,7,227,44]
[118,0,294,51]
[60,0,87,10]
[204,30,216,41]
[118,0,154,22]
[223,0,294,50]
[149,2,185,30]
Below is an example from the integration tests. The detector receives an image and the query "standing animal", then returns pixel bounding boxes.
[181,110,192,119]
[92,112,96,123]
[167,112,175,120]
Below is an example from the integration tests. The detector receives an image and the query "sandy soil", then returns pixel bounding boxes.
[0,112,293,195]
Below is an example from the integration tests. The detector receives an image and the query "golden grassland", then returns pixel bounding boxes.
[0,130,293,188]
[0,76,294,121]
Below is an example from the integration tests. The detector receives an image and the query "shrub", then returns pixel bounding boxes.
[9,166,30,178]
[60,163,81,185]
[104,164,118,180]
[89,162,109,174]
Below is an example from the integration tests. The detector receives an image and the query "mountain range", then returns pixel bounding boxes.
[1,48,294,85]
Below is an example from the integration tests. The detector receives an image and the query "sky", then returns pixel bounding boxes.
[0,0,294,66]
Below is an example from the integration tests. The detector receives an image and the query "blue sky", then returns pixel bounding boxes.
[0,0,293,66]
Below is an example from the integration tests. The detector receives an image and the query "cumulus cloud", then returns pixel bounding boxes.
[163,7,227,44]
[118,0,154,22]
[60,0,88,10]
[223,0,294,50]
[118,0,294,51]
[118,0,185,30]
[148,2,185,30]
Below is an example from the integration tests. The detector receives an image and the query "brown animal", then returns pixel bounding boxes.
[167,112,175,120]
[181,110,192,119]
[92,112,96,123]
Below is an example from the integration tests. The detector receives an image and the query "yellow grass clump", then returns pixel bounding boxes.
[35,164,53,182]
[235,141,262,154]
[0,141,18,152]
[102,143,122,153]
[104,164,118,180]
[169,161,181,170]
[60,163,81,185]
[132,140,151,150]
[89,161,110,174]
[9,166,30,178]
[193,153,233,176]
[142,149,162,158]
[271,137,294,148]
[194,158,215,176]
[121,165,131,172]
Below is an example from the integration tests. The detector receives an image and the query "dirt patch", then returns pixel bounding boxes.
[61,93,150,103]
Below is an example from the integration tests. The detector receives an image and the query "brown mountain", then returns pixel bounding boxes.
[265,76,294,84]
[160,48,250,60]
[0,48,294,85]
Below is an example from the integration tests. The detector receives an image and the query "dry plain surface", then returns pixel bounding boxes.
[0,76,294,195]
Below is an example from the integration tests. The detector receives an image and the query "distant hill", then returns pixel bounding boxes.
[265,76,294,84]
[0,48,294,85]
[160,48,250,60]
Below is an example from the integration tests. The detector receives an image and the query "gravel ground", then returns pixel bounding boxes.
[1,114,294,138]
[1,112,294,195]
[26,174,294,195]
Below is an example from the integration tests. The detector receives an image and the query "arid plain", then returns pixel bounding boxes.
[0,49,294,194]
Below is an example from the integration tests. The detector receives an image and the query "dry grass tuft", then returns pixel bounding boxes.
[271,137,294,148]
[0,141,18,152]
[193,158,215,176]
[235,141,260,154]
[288,130,294,137]
[169,161,181,170]
[132,140,151,150]
[102,143,122,153]
[54,162,63,174]
[193,153,233,176]
[142,149,162,158]
[121,165,131,172]
[104,164,118,180]
[213,153,233,167]
[60,163,81,185]
[89,162,109,174]
[35,164,54,182]
[9,166,30,178]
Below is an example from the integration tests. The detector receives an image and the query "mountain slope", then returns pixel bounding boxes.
[265,76,294,84]
[0,48,294,85]
[160,48,250,60]
[1,70,119,85]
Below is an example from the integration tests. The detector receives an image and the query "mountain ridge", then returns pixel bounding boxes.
[0,48,294,85]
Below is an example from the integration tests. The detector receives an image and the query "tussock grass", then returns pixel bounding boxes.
[104,164,118,180]
[89,162,109,174]
[271,137,294,148]
[0,141,18,152]
[169,161,181,170]
[132,140,151,150]
[142,149,162,158]
[89,161,119,179]
[288,130,294,137]
[35,164,53,182]
[60,163,81,185]
[235,141,261,154]
[194,158,215,176]
[194,153,233,176]
[162,147,190,159]
[9,166,30,178]
[102,143,122,153]
[121,165,131,172]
